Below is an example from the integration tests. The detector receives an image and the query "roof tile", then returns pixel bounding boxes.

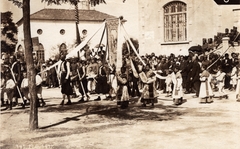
[17,8,118,25]
[30,9,117,21]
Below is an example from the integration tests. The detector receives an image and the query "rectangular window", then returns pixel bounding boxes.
[37,50,45,62]
[164,2,187,42]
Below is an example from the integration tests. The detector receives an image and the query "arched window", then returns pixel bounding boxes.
[59,43,67,53]
[36,43,45,62]
[163,1,187,42]
[17,45,24,52]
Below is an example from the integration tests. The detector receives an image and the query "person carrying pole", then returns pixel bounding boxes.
[77,61,89,102]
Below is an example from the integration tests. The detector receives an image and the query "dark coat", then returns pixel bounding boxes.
[221,58,233,73]
[189,60,201,83]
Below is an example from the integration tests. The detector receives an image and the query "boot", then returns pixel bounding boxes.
[86,95,90,101]
[94,96,101,101]
[9,101,13,110]
[15,98,18,106]
[78,96,85,102]
[207,97,213,103]
[21,100,25,109]
[12,101,17,107]
[174,98,179,105]
[41,98,46,107]
[5,100,9,110]
[1,98,5,106]
[60,100,64,106]
[37,98,41,107]
[65,100,72,105]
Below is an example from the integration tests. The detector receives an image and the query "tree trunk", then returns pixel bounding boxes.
[22,0,38,130]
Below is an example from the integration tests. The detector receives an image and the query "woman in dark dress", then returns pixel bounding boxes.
[94,61,110,101]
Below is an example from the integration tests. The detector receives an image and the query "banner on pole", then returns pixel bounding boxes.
[106,19,119,67]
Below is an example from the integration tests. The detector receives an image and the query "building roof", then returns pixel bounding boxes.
[17,8,118,25]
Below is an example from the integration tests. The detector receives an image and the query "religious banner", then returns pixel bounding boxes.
[106,19,119,67]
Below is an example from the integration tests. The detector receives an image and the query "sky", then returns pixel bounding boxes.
[0,0,139,38]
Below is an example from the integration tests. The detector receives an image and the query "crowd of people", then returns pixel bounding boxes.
[1,45,240,110]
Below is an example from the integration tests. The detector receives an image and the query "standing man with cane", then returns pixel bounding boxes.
[77,61,89,102]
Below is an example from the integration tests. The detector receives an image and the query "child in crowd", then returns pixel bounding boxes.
[3,73,16,110]
[199,65,214,103]
[230,63,238,91]
[20,71,30,107]
[1,72,6,106]
[235,63,240,102]
[165,69,173,97]
[87,67,97,94]
[214,66,228,99]
[116,67,129,109]
[36,73,46,107]
[172,66,184,105]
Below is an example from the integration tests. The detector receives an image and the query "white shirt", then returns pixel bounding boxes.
[6,79,15,89]
[21,78,28,88]
[36,75,42,86]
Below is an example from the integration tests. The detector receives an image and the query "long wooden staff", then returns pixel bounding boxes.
[54,66,61,86]
[207,45,231,70]
[9,66,24,103]
[77,69,86,97]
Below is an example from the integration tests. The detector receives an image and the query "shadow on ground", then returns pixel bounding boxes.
[37,99,186,130]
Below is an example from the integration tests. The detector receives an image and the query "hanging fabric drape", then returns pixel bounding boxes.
[95,24,106,57]
[66,21,106,59]
[38,21,106,74]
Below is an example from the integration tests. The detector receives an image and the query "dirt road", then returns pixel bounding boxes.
[1,88,240,149]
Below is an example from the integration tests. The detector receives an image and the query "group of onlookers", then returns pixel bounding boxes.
[1,47,240,110]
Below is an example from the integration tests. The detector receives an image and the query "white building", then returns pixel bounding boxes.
[138,0,240,56]
[16,8,117,61]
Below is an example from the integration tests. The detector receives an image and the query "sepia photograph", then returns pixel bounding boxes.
[1,0,240,148]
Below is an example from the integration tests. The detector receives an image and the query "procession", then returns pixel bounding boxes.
[1,30,240,110]
[1,0,240,148]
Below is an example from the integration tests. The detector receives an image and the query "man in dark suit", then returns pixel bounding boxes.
[221,53,232,89]
[189,54,201,97]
